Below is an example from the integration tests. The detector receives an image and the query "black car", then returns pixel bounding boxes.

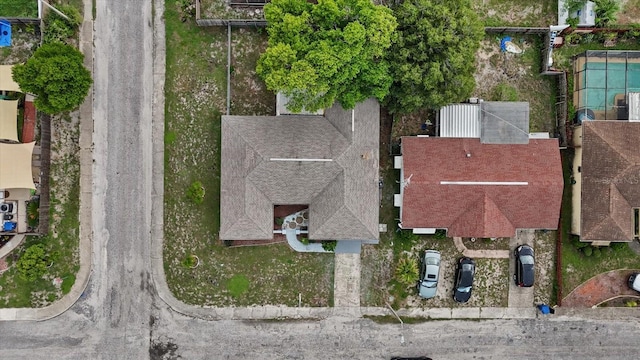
[453,257,475,303]
[514,244,535,287]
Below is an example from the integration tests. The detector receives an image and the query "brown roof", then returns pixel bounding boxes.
[581,121,640,242]
[400,137,563,238]
[220,99,380,241]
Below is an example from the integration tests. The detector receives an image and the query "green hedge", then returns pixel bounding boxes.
[0,0,39,18]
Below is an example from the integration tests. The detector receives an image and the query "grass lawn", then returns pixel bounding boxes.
[0,121,80,308]
[163,0,334,306]
[474,0,556,27]
[0,0,39,17]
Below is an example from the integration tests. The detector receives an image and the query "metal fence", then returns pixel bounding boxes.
[0,17,41,25]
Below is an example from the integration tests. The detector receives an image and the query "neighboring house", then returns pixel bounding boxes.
[394,136,564,238]
[558,0,596,27]
[0,65,38,236]
[219,99,380,248]
[571,121,640,244]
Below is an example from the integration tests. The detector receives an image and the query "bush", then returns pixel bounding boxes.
[27,199,39,228]
[592,246,602,258]
[12,43,92,114]
[43,4,82,44]
[610,242,628,251]
[321,240,337,252]
[186,181,205,204]
[181,254,198,268]
[594,0,619,28]
[16,244,49,281]
[299,237,309,245]
[433,229,447,240]
[395,255,419,287]
[573,237,590,249]
[625,300,637,307]
[583,246,593,256]
[395,229,420,243]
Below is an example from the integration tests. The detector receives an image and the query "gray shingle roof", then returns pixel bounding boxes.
[480,102,530,144]
[220,99,380,241]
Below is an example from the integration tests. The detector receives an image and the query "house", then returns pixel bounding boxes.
[219,98,380,248]
[571,121,640,244]
[394,136,564,238]
[0,65,38,236]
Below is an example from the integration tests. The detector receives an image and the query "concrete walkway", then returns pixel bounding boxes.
[333,253,361,307]
[508,230,535,308]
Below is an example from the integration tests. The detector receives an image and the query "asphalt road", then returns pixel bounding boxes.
[1,1,640,360]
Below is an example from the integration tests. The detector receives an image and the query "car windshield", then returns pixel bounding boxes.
[425,257,440,266]
[462,263,474,271]
[457,286,471,293]
[520,255,534,265]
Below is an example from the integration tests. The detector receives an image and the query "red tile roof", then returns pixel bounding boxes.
[400,137,564,238]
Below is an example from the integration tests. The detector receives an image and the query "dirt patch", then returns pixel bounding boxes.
[474,36,557,133]
[617,0,640,25]
[0,25,39,64]
[533,231,556,305]
[463,237,510,251]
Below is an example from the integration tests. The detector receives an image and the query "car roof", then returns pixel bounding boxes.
[458,258,475,286]
[522,264,534,285]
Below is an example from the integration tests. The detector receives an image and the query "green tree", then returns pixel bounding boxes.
[257,0,397,113]
[12,43,92,114]
[385,0,483,113]
[17,244,49,281]
[593,0,619,27]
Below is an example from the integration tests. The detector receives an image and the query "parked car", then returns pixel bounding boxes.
[514,244,535,287]
[629,273,640,292]
[453,257,475,303]
[417,250,441,299]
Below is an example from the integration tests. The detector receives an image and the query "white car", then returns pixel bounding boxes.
[417,250,441,299]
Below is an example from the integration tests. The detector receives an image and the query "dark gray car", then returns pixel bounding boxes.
[515,244,535,287]
[454,257,475,303]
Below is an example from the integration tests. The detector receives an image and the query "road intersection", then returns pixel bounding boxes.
[0,1,640,359]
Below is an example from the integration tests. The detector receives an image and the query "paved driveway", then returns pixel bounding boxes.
[563,269,640,307]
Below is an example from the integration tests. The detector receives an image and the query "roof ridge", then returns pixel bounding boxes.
[608,183,633,238]
[483,194,514,231]
[344,200,377,239]
[223,117,266,159]
[584,215,627,242]
[587,122,632,166]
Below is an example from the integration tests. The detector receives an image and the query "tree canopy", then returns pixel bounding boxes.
[384,0,483,113]
[257,0,397,112]
[12,42,92,114]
